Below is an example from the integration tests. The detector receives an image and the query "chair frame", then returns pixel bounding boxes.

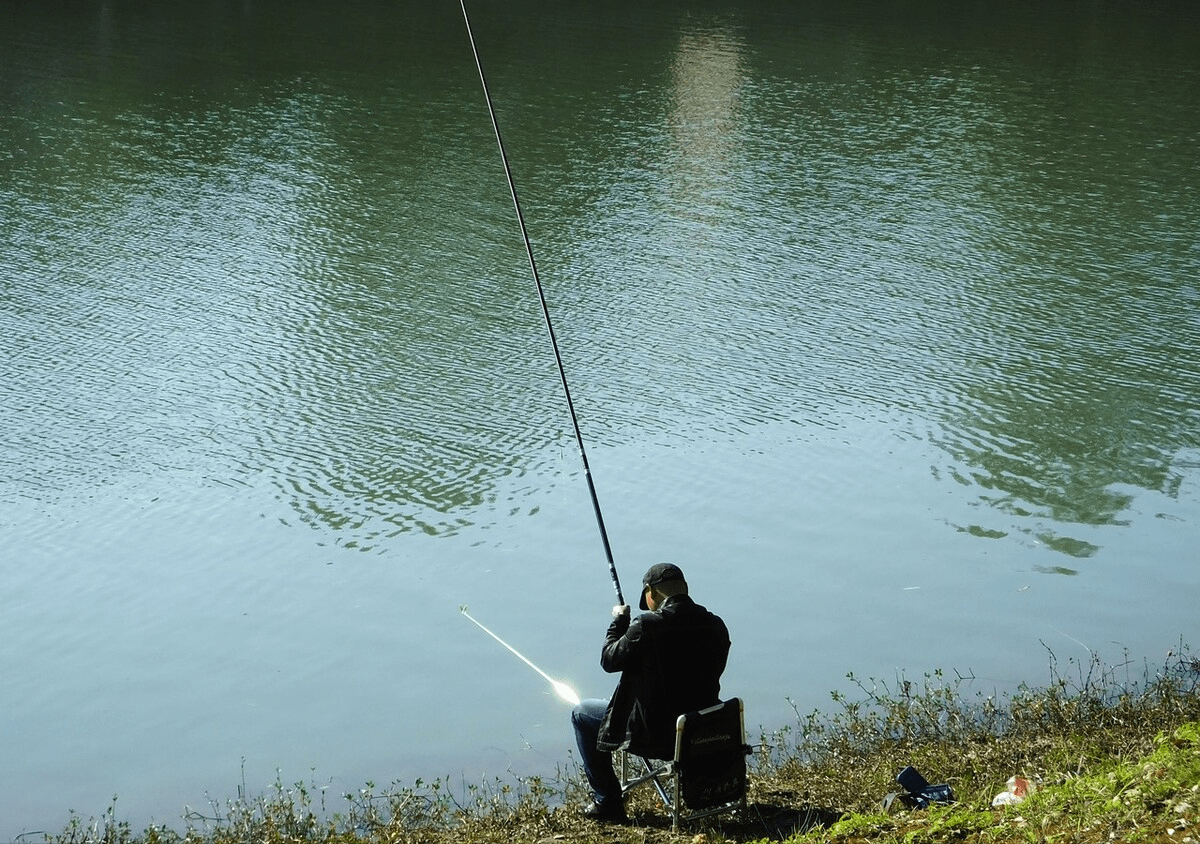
[619,697,749,831]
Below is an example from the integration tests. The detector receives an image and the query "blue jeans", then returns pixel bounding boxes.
[571,698,623,806]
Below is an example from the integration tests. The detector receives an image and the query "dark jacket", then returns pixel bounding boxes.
[596,594,731,758]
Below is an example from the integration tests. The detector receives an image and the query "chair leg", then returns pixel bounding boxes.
[641,757,673,808]
[671,768,680,831]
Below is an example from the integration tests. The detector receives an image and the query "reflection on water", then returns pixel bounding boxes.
[665,20,746,222]
[914,51,1200,554]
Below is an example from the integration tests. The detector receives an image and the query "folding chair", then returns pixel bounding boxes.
[619,697,751,830]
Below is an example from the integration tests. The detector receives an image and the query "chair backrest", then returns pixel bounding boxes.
[674,698,747,809]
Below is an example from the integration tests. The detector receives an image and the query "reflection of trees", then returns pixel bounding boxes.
[3,1,574,547]
[723,0,1200,559]
[241,89,566,547]
[713,2,1200,559]
[19,0,1184,553]
[931,288,1198,557]
[919,59,1200,556]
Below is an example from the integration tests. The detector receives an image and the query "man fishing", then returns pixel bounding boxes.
[571,562,731,823]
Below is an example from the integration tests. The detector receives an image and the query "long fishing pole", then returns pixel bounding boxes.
[458,0,624,606]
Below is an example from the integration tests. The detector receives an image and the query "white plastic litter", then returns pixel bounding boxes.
[991,776,1037,807]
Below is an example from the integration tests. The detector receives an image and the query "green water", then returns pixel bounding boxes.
[2,0,1197,835]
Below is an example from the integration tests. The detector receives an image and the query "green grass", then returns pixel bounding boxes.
[41,641,1200,844]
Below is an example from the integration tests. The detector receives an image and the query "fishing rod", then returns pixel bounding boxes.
[458,0,625,606]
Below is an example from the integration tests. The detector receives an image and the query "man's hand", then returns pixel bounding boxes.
[604,603,632,651]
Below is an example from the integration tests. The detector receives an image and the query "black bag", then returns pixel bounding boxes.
[885,766,955,810]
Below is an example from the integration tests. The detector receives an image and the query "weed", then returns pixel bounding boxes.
[38,641,1200,844]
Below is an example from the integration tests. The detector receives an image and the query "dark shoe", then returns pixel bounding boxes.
[581,800,627,823]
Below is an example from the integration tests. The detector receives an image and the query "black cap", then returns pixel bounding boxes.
[639,562,685,610]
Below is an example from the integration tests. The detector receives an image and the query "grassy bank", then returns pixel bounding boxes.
[48,643,1200,844]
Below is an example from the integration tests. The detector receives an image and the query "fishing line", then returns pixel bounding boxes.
[458,0,624,606]
[460,606,581,705]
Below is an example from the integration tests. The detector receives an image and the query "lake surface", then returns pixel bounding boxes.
[2,0,1198,836]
